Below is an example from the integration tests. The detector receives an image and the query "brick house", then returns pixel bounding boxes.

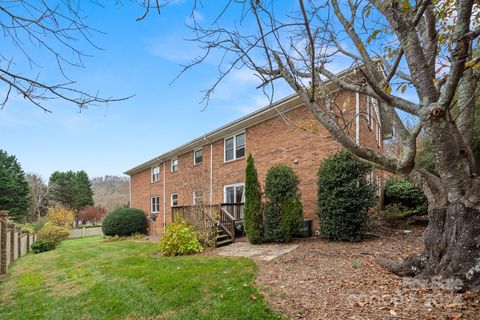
[125,74,391,239]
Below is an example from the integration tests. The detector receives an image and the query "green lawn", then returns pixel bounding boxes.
[0,237,284,320]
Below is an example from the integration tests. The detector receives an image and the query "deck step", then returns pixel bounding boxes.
[216,238,233,247]
[216,234,229,241]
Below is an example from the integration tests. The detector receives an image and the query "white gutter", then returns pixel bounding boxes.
[163,161,166,233]
[355,92,360,145]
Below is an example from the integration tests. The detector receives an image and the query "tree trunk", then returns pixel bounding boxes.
[381,200,480,291]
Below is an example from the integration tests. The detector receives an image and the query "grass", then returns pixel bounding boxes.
[0,237,284,320]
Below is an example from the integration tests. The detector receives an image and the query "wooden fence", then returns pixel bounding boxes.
[0,210,36,275]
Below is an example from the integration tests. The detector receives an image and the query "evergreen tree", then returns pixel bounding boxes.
[49,170,94,211]
[73,170,94,211]
[0,150,31,222]
[243,155,263,244]
[317,150,375,242]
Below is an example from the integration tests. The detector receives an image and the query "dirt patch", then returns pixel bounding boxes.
[215,241,299,261]
[255,225,480,319]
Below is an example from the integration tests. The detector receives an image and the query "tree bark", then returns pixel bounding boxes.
[380,200,480,291]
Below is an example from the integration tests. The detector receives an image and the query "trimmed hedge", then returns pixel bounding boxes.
[263,164,303,242]
[102,208,147,237]
[317,150,375,242]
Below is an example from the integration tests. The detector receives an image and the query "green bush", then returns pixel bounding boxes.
[384,179,428,215]
[380,203,412,226]
[317,150,375,242]
[263,164,303,242]
[37,225,70,246]
[31,240,56,254]
[243,155,264,244]
[102,208,147,237]
[159,220,203,256]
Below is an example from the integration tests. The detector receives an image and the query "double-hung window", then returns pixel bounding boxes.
[193,191,203,205]
[171,158,178,172]
[171,193,178,207]
[194,148,203,165]
[224,132,245,162]
[151,166,160,183]
[151,196,160,213]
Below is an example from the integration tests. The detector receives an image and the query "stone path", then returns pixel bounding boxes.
[214,241,299,261]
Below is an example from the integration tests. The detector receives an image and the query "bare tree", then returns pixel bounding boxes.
[145,1,480,289]
[25,172,49,220]
[0,1,131,112]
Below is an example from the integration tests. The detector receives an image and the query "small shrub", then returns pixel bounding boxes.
[37,225,70,246]
[352,260,363,269]
[103,233,144,242]
[379,203,413,227]
[31,240,56,254]
[384,179,428,215]
[102,208,147,236]
[244,155,264,244]
[45,205,75,228]
[159,220,203,256]
[317,150,375,242]
[263,164,303,242]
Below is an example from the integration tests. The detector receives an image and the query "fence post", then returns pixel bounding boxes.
[17,227,22,258]
[0,210,7,275]
[26,231,30,254]
[9,223,14,262]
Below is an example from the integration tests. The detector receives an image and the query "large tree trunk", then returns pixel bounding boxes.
[381,200,480,291]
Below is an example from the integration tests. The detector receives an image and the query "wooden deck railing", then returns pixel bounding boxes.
[171,203,243,245]
[220,203,244,221]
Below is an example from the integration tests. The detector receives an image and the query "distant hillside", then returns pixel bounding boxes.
[92,175,129,213]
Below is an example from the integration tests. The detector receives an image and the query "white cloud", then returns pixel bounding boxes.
[185,9,204,25]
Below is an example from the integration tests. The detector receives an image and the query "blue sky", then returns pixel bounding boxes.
[0,1,293,180]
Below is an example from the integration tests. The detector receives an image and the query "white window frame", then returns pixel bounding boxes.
[151,196,160,213]
[223,183,245,203]
[171,158,178,172]
[151,166,160,183]
[224,131,246,162]
[171,193,178,207]
[193,148,203,165]
[193,190,203,205]
[366,96,372,129]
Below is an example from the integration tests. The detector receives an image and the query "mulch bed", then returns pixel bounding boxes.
[254,225,480,320]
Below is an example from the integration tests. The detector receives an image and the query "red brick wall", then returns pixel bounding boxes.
[130,92,385,235]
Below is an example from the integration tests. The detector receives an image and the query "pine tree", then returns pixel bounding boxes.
[0,150,31,222]
[73,170,94,211]
[243,154,264,244]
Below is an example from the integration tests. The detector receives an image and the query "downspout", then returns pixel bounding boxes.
[128,176,131,208]
[355,92,360,145]
[163,162,166,233]
[210,142,213,205]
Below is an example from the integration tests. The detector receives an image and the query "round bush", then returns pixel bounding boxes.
[384,179,427,215]
[102,208,147,236]
[159,220,203,256]
[31,240,55,254]
[37,225,70,246]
